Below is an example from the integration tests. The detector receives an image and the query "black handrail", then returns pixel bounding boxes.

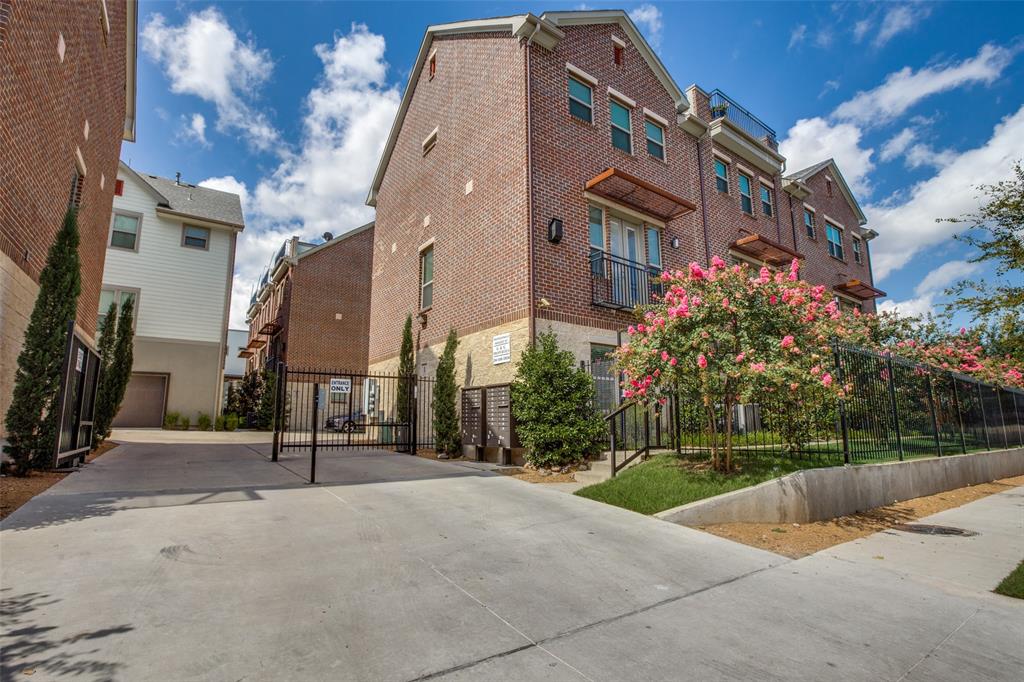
[591,252,663,310]
[708,89,778,151]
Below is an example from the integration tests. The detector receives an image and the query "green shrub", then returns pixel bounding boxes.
[225,413,238,431]
[164,411,180,429]
[180,416,191,430]
[511,332,604,469]
[433,329,460,457]
[197,413,212,431]
[255,369,276,430]
[214,415,226,431]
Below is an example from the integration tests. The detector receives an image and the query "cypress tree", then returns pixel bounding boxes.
[4,207,82,474]
[104,297,135,431]
[433,328,460,458]
[396,314,415,423]
[255,367,276,430]
[91,301,119,446]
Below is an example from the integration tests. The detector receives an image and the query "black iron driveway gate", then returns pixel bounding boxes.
[271,364,435,479]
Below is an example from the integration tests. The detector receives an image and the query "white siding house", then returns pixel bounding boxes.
[102,162,243,427]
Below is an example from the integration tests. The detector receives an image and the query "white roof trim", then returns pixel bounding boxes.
[296,222,375,261]
[611,34,626,48]
[118,160,168,204]
[123,0,138,142]
[566,62,598,86]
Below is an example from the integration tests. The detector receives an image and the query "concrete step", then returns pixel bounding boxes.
[575,450,650,486]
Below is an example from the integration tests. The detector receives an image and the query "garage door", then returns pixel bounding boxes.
[112,373,167,427]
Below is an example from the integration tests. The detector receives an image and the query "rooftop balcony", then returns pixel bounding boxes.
[708,89,778,152]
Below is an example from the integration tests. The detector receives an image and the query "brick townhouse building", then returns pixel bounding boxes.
[243,223,374,374]
[0,0,138,438]
[365,9,882,386]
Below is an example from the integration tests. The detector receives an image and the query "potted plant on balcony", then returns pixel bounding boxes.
[710,101,729,118]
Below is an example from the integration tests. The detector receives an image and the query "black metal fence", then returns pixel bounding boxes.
[54,320,101,466]
[591,252,662,310]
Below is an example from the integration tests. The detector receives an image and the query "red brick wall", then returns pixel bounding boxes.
[0,0,128,342]
[529,24,704,332]
[369,32,530,365]
[288,227,374,370]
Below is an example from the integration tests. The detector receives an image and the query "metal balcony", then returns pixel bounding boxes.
[590,252,663,311]
[708,89,778,151]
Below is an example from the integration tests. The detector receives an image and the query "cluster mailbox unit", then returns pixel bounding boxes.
[460,384,520,464]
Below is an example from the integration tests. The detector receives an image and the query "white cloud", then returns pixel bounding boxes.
[874,4,931,48]
[879,127,916,161]
[903,143,957,170]
[788,24,807,50]
[869,105,1024,281]
[779,117,875,194]
[141,8,280,152]
[834,43,1016,126]
[877,294,938,318]
[878,258,981,319]
[853,18,872,44]
[815,28,834,49]
[818,79,840,99]
[199,175,249,213]
[631,4,663,48]
[181,112,210,148]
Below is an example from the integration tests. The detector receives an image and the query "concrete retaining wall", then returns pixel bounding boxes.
[656,448,1024,526]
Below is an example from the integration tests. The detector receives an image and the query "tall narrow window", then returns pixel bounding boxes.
[68,169,83,209]
[613,44,623,65]
[852,237,863,264]
[645,119,665,160]
[803,209,816,239]
[609,99,632,153]
[826,178,834,197]
[568,76,593,123]
[420,246,434,309]
[738,173,753,214]
[760,184,773,217]
[646,227,661,271]
[428,53,436,79]
[98,288,138,332]
[588,205,605,275]
[110,212,139,250]
[826,223,844,260]
[714,159,728,193]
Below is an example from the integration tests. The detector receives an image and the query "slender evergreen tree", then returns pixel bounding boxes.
[103,297,135,433]
[255,367,277,430]
[396,314,415,423]
[433,329,460,458]
[4,207,82,474]
[91,302,119,446]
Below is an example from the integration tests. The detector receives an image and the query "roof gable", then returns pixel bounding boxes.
[785,158,867,226]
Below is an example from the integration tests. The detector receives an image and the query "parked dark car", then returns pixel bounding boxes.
[325,410,365,433]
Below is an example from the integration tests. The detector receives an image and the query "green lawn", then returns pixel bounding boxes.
[994,561,1024,600]
[574,453,826,515]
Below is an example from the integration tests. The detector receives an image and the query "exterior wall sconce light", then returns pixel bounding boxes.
[670,237,680,249]
[547,217,563,243]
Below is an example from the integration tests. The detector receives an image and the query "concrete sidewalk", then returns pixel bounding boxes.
[2,441,1022,681]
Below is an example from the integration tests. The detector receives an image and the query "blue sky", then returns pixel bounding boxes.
[128,1,1024,329]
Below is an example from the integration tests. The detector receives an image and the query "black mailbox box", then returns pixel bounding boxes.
[460,383,520,464]
[461,387,485,452]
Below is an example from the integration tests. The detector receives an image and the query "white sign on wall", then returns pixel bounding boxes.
[330,377,352,394]
[492,333,511,365]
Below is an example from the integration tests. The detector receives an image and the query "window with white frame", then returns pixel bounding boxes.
[182,225,210,249]
[568,76,593,123]
[646,226,662,271]
[714,158,728,193]
[853,236,863,264]
[110,212,140,250]
[588,205,605,275]
[760,183,773,217]
[803,208,816,239]
[97,287,138,333]
[609,98,632,153]
[644,118,664,160]
[738,172,753,214]
[420,245,434,309]
[826,222,844,260]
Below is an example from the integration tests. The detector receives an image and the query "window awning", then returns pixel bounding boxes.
[258,320,281,336]
[585,168,696,221]
[834,279,886,300]
[247,337,267,350]
[238,349,255,358]
[730,233,803,266]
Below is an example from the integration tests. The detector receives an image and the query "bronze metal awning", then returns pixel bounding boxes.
[585,168,697,221]
[834,279,887,300]
[258,320,281,336]
[238,348,255,358]
[730,233,804,266]
[247,337,267,350]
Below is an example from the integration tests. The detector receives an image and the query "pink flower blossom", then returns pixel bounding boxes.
[722,297,730,308]
[810,365,821,376]
[661,351,670,361]
[781,335,795,349]
[669,357,678,366]
[627,325,636,335]
[697,354,708,369]
[623,389,634,398]
[689,262,705,279]
[821,373,833,387]
[959,327,967,335]
[769,295,778,305]
[751,362,766,373]
[711,255,726,269]
[735,352,746,362]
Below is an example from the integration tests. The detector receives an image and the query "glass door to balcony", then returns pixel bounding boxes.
[609,217,641,308]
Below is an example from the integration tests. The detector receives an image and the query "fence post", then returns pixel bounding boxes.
[310,382,318,484]
[885,354,904,461]
[977,382,990,450]
[995,389,1009,449]
[610,417,617,478]
[833,342,850,465]
[643,409,650,459]
[411,376,419,456]
[951,378,967,454]
[925,372,942,457]
[1015,393,1023,447]
[674,389,681,455]
[272,361,285,462]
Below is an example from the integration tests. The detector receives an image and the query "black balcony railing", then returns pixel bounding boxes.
[591,251,662,311]
[709,89,778,151]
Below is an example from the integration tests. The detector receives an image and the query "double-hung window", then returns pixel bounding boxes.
[182,225,210,249]
[420,246,434,309]
[588,205,605,276]
[646,227,662,273]
[738,173,753,214]
[568,76,593,123]
[760,184,773,217]
[644,119,664,160]
[609,99,632,153]
[826,222,844,260]
[803,208,816,239]
[714,159,728,193]
[110,212,140,250]
[97,287,138,334]
[852,236,863,264]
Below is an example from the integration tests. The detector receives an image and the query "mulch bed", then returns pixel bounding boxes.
[699,474,1024,558]
[0,441,119,520]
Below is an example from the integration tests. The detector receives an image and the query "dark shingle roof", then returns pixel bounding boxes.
[139,174,245,228]
[784,158,834,182]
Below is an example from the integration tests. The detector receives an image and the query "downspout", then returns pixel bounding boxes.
[788,193,798,251]
[774,181,783,243]
[695,136,711,266]
[525,21,541,344]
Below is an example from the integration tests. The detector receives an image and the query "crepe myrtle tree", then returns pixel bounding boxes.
[615,257,857,471]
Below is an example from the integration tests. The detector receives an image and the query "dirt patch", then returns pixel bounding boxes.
[414,448,464,462]
[699,474,1024,558]
[512,470,577,484]
[0,441,120,520]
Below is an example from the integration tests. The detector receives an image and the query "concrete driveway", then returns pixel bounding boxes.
[2,441,1022,681]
